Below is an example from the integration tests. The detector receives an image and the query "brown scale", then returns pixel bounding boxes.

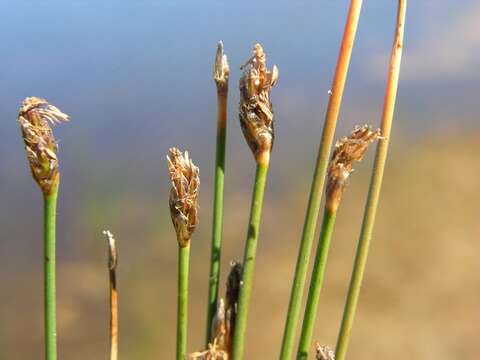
[167,148,200,247]
[239,43,279,162]
[17,97,69,195]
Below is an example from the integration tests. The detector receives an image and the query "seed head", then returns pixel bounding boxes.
[18,97,69,195]
[213,41,230,93]
[167,148,200,247]
[315,344,335,360]
[326,125,381,212]
[239,43,278,164]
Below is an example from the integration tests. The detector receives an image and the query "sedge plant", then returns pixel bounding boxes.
[103,230,118,360]
[167,148,200,360]
[206,41,230,345]
[231,43,278,360]
[17,97,70,360]
[279,1,364,358]
[335,1,407,359]
[297,126,381,360]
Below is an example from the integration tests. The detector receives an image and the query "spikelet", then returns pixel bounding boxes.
[167,148,200,247]
[326,125,381,212]
[239,43,278,163]
[18,97,69,194]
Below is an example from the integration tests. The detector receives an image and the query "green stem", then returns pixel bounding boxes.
[296,209,337,360]
[232,161,269,360]
[279,1,363,358]
[177,244,190,360]
[44,190,58,360]
[335,2,406,359]
[206,90,227,345]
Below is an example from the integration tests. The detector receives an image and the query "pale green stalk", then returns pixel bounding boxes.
[232,159,269,360]
[177,244,190,360]
[335,2,407,359]
[279,1,364,358]
[296,209,337,360]
[44,189,58,360]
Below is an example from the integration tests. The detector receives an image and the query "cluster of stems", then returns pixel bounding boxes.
[335,1,407,359]
[280,1,364,358]
[17,1,406,357]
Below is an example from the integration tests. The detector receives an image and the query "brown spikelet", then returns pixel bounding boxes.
[188,339,228,360]
[239,43,278,163]
[326,125,381,212]
[315,343,335,360]
[167,148,200,247]
[18,97,69,195]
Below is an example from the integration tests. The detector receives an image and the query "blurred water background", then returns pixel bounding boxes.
[0,0,479,359]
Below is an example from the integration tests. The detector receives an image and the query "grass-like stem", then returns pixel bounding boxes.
[296,209,337,359]
[232,156,270,360]
[177,244,191,360]
[279,1,364,358]
[206,41,229,344]
[334,1,407,359]
[44,188,58,360]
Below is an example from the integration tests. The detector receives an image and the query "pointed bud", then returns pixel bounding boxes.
[239,43,278,164]
[167,148,200,247]
[18,97,69,195]
[103,230,118,271]
[213,41,230,93]
[326,125,381,213]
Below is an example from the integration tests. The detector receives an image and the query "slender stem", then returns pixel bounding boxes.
[110,269,118,360]
[296,209,337,360]
[105,231,118,360]
[206,87,228,345]
[279,1,363,358]
[177,244,190,360]
[232,159,269,360]
[335,2,407,359]
[44,190,58,360]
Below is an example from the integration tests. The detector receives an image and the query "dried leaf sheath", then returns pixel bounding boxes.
[225,261,242,356]
[167,148,200,247]
[239,43,279,163]
[18,97,69,195]
[326,125,381,212]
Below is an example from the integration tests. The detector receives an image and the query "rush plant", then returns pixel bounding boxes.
[17,97,70,360]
